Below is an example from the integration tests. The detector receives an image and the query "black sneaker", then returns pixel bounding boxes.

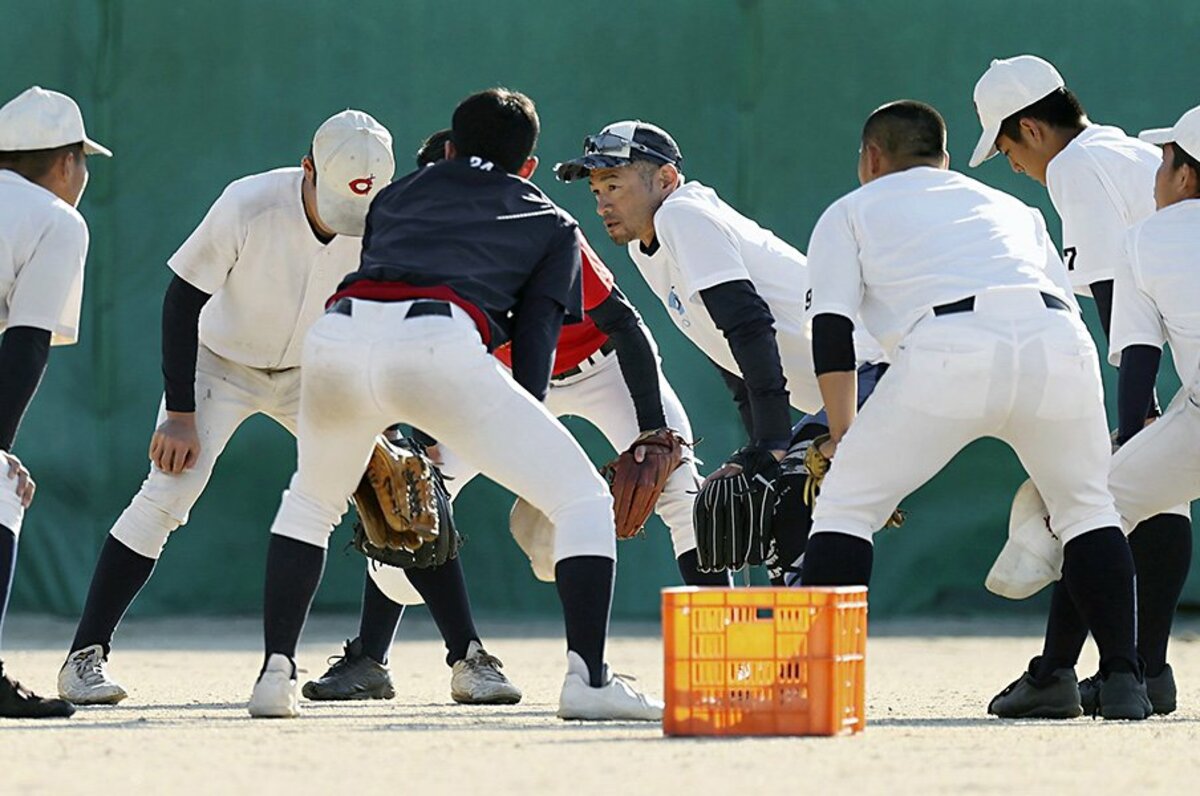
[988,658,1082,719]
[1096,670,1152,720]
[1081,664,1175,716]
[0,662,76,719]
[301,638,395,701]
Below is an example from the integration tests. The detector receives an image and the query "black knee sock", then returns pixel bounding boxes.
[357,573,404,665]
[403,556,479,665]
[262,535,326,667]
[1034,580,1090,678]
[0,526,16,648]
[799,533,873,586]
[1129,513,1193,676]
[1061,528,1138,675]
[70,536,157,656]
[676,549,732,586]
[555,555,614,688]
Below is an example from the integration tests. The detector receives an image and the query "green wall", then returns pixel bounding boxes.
[3,0,1198,621]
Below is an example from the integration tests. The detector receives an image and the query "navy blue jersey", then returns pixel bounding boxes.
[340,158,583,347]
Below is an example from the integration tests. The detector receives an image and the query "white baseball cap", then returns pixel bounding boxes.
[969,55,1064,168]
[311,110,394,236]
[0,86,112,156]
[1139,105,1200,162]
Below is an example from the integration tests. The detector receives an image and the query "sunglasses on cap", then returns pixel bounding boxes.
[583,132,676,165]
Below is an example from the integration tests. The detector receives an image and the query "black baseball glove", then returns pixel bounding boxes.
[693,446,781,572]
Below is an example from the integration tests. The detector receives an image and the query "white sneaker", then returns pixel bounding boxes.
[248,654,299,718]
[557,651,663,721]
[58,644,127,705]
[450,640,523,705]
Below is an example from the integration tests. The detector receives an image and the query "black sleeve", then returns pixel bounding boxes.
[162,275,212,412]
[587,287,667,431]
[714,365,755,438]
[510,293,566,402]
[812,313,856,375]
[0,326,52,451]
[1090,280,1114,342]
[699,280,792,449]
[1116,344,1162,445]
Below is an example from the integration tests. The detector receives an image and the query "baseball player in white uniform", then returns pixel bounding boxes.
[1102,105,1200,714]
[56,109,397,706]
[802,100,1149,720]
[971,55,1191,717]
[0,86,110,719]
[303,131,715,706]
[555,121,887,578]
[247,89,662,721]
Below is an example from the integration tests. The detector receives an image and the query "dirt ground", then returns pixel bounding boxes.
[2,614,1198,795]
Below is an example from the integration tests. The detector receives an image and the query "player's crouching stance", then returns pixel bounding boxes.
[801,101,1150,720]
[1099,106,1200,712]
[248,89,661,721]
[56,110,396,706]
[0,87,110,719]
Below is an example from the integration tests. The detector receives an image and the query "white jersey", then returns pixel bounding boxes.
[806,167,1074,353]
[626,181,881,413]
[1110,199,1200,386]
[169,168,362,370]
[0,169,89,345]
[1045,125,1160,296]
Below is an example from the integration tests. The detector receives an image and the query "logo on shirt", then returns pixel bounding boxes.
[348,175,375,196]
[668,288,691,327]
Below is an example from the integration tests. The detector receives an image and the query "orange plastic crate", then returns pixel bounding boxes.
[662,586,867,737]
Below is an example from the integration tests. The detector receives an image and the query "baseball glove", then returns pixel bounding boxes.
[803,434,905,528]
[693,447,781,572]
[350,436,460,569]
[599,428,688,539]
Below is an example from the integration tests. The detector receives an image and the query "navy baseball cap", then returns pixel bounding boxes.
[555,120,682,182]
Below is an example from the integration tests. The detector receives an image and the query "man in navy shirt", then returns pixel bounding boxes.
[247,89,663,722]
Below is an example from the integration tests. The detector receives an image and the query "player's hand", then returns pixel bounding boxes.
[818,437,838,460]
[150,411,202,474]
[700,448,785,488]
[2,451,35,508]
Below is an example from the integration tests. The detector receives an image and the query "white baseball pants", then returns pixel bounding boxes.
[269,300,616,564]
[1109,384,1200,529]
[111,345,301,558]
[369,343,699,603]
[812,287,1121,544]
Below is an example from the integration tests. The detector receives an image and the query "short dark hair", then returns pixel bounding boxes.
[416,128,452,168]
[1166,142,1200,197]
[862,100,947,161]
[450,88,539,174]
[998,88,1088,143]
[0,142,84,181]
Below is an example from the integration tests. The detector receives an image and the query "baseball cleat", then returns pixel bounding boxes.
[1094,670,1152,720]
[1081,664,1176,716]
[988,658,1082,719]
[248,654,299,718]
[58,644,128,705]
[0,661,75,719]
[302,638,395,701]
[557,651,663,721]
[450,640,522,705]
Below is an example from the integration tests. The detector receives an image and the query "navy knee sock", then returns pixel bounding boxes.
[0,526,16,649]
[262,535,326,667]
[1129,513,1193,676]
[799,533,873,586]
[1034,580,1090,678]
[403,556,479,665]
[70,536,157,656]
[676,549,732,586]
[356,573,404,665]
[1060,528,1138,675]
[555,555,614,688]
